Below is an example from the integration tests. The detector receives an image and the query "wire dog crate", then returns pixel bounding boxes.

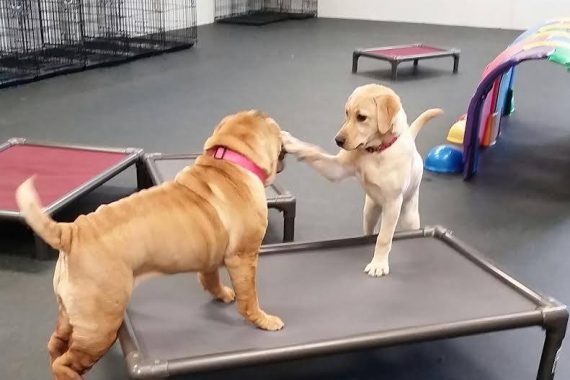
[80,0,197,64]
[215,0,317,26]
[0,0,197,88]
[0,0,81,86]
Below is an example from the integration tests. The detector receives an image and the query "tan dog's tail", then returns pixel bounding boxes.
[409,108,444,140]
[16,177,71,252]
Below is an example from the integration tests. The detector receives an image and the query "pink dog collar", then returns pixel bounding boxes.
[207,146,267,183]
[365,135,399,153]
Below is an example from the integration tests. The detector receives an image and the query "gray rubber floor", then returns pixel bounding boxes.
[1,18,570,380]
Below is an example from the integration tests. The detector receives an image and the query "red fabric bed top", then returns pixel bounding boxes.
[0,144,128,212]
[366,45,446,58]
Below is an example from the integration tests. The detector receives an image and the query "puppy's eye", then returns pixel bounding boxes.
[356,114,367,122]
[345,110,349,117]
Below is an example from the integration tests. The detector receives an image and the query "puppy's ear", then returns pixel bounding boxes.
[374,94,400,134]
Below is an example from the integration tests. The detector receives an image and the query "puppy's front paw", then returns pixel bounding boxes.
[256,313,285,331]
[364,260,390,277]
[281,131,306,155]
[218,286,236,303]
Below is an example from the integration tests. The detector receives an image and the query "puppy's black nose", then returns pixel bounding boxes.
[335,136,345,147]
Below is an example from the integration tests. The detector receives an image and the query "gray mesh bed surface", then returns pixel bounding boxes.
[119,227,567,379]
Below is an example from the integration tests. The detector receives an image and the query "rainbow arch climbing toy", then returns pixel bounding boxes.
[426,18,570,179]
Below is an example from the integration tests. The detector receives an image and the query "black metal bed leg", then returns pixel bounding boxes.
[34,233,57,260]
[136,160,153,190]
[352,52,360,73]
[537,306,568,380]
[413,59,419,73]
[391,62,399,80]
[281,201,296,242]
[453,54,460,73]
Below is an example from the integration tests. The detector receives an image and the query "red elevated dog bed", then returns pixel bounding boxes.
[352,43,460,80]
[0,138,146,259]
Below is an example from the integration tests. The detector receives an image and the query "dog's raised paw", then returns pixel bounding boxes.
[364,260,390,277]
[280,131,304,154]
[257,313,285,331]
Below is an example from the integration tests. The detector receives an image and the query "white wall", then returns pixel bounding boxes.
[318,0,570,30]
[197,0,216,26]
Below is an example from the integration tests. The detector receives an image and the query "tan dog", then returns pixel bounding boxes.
[282,84,442,277]
[16,110,286,380]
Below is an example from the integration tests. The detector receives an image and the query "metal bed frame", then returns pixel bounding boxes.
[119,226,567,379]
[141,152,296,242]
[0,137,147,259]
[352,43,461,80]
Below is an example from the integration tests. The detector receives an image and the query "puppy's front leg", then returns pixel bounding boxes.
[282,131,354,182]
[365,196,403,277]
[225,253,284,331]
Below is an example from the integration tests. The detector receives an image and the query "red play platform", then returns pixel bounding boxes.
[352,43,460,80]
[0,138,145,259]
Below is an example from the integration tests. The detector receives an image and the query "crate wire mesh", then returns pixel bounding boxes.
[215,0,317,25]
[284,0,317,19]
[0,0,197,88]
[0,1,45,84]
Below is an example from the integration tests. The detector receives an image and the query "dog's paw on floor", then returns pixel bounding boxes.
[364,260,390,277]
[256,313,285,331]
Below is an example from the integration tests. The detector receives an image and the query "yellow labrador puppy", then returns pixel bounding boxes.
[16,110,286,380]
[282,84,442,277]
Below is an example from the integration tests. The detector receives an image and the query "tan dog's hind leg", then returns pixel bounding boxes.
[399,190,420,230]
[225,254,284,331]
[51,325,118,380]
[48,305,72,365]
[198,270,236,303]
[363,195,382,235]
[51,286,128,380]
[365,196,403,277]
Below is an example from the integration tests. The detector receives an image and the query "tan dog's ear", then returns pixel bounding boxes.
[374,94,400,134]
[249,109,270,119]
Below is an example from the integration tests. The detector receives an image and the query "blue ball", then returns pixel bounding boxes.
[425,145,463,174]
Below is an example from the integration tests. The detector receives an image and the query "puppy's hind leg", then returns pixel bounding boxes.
[363,195,382,235]
[399,190,420,230]
[198,270,235,304]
